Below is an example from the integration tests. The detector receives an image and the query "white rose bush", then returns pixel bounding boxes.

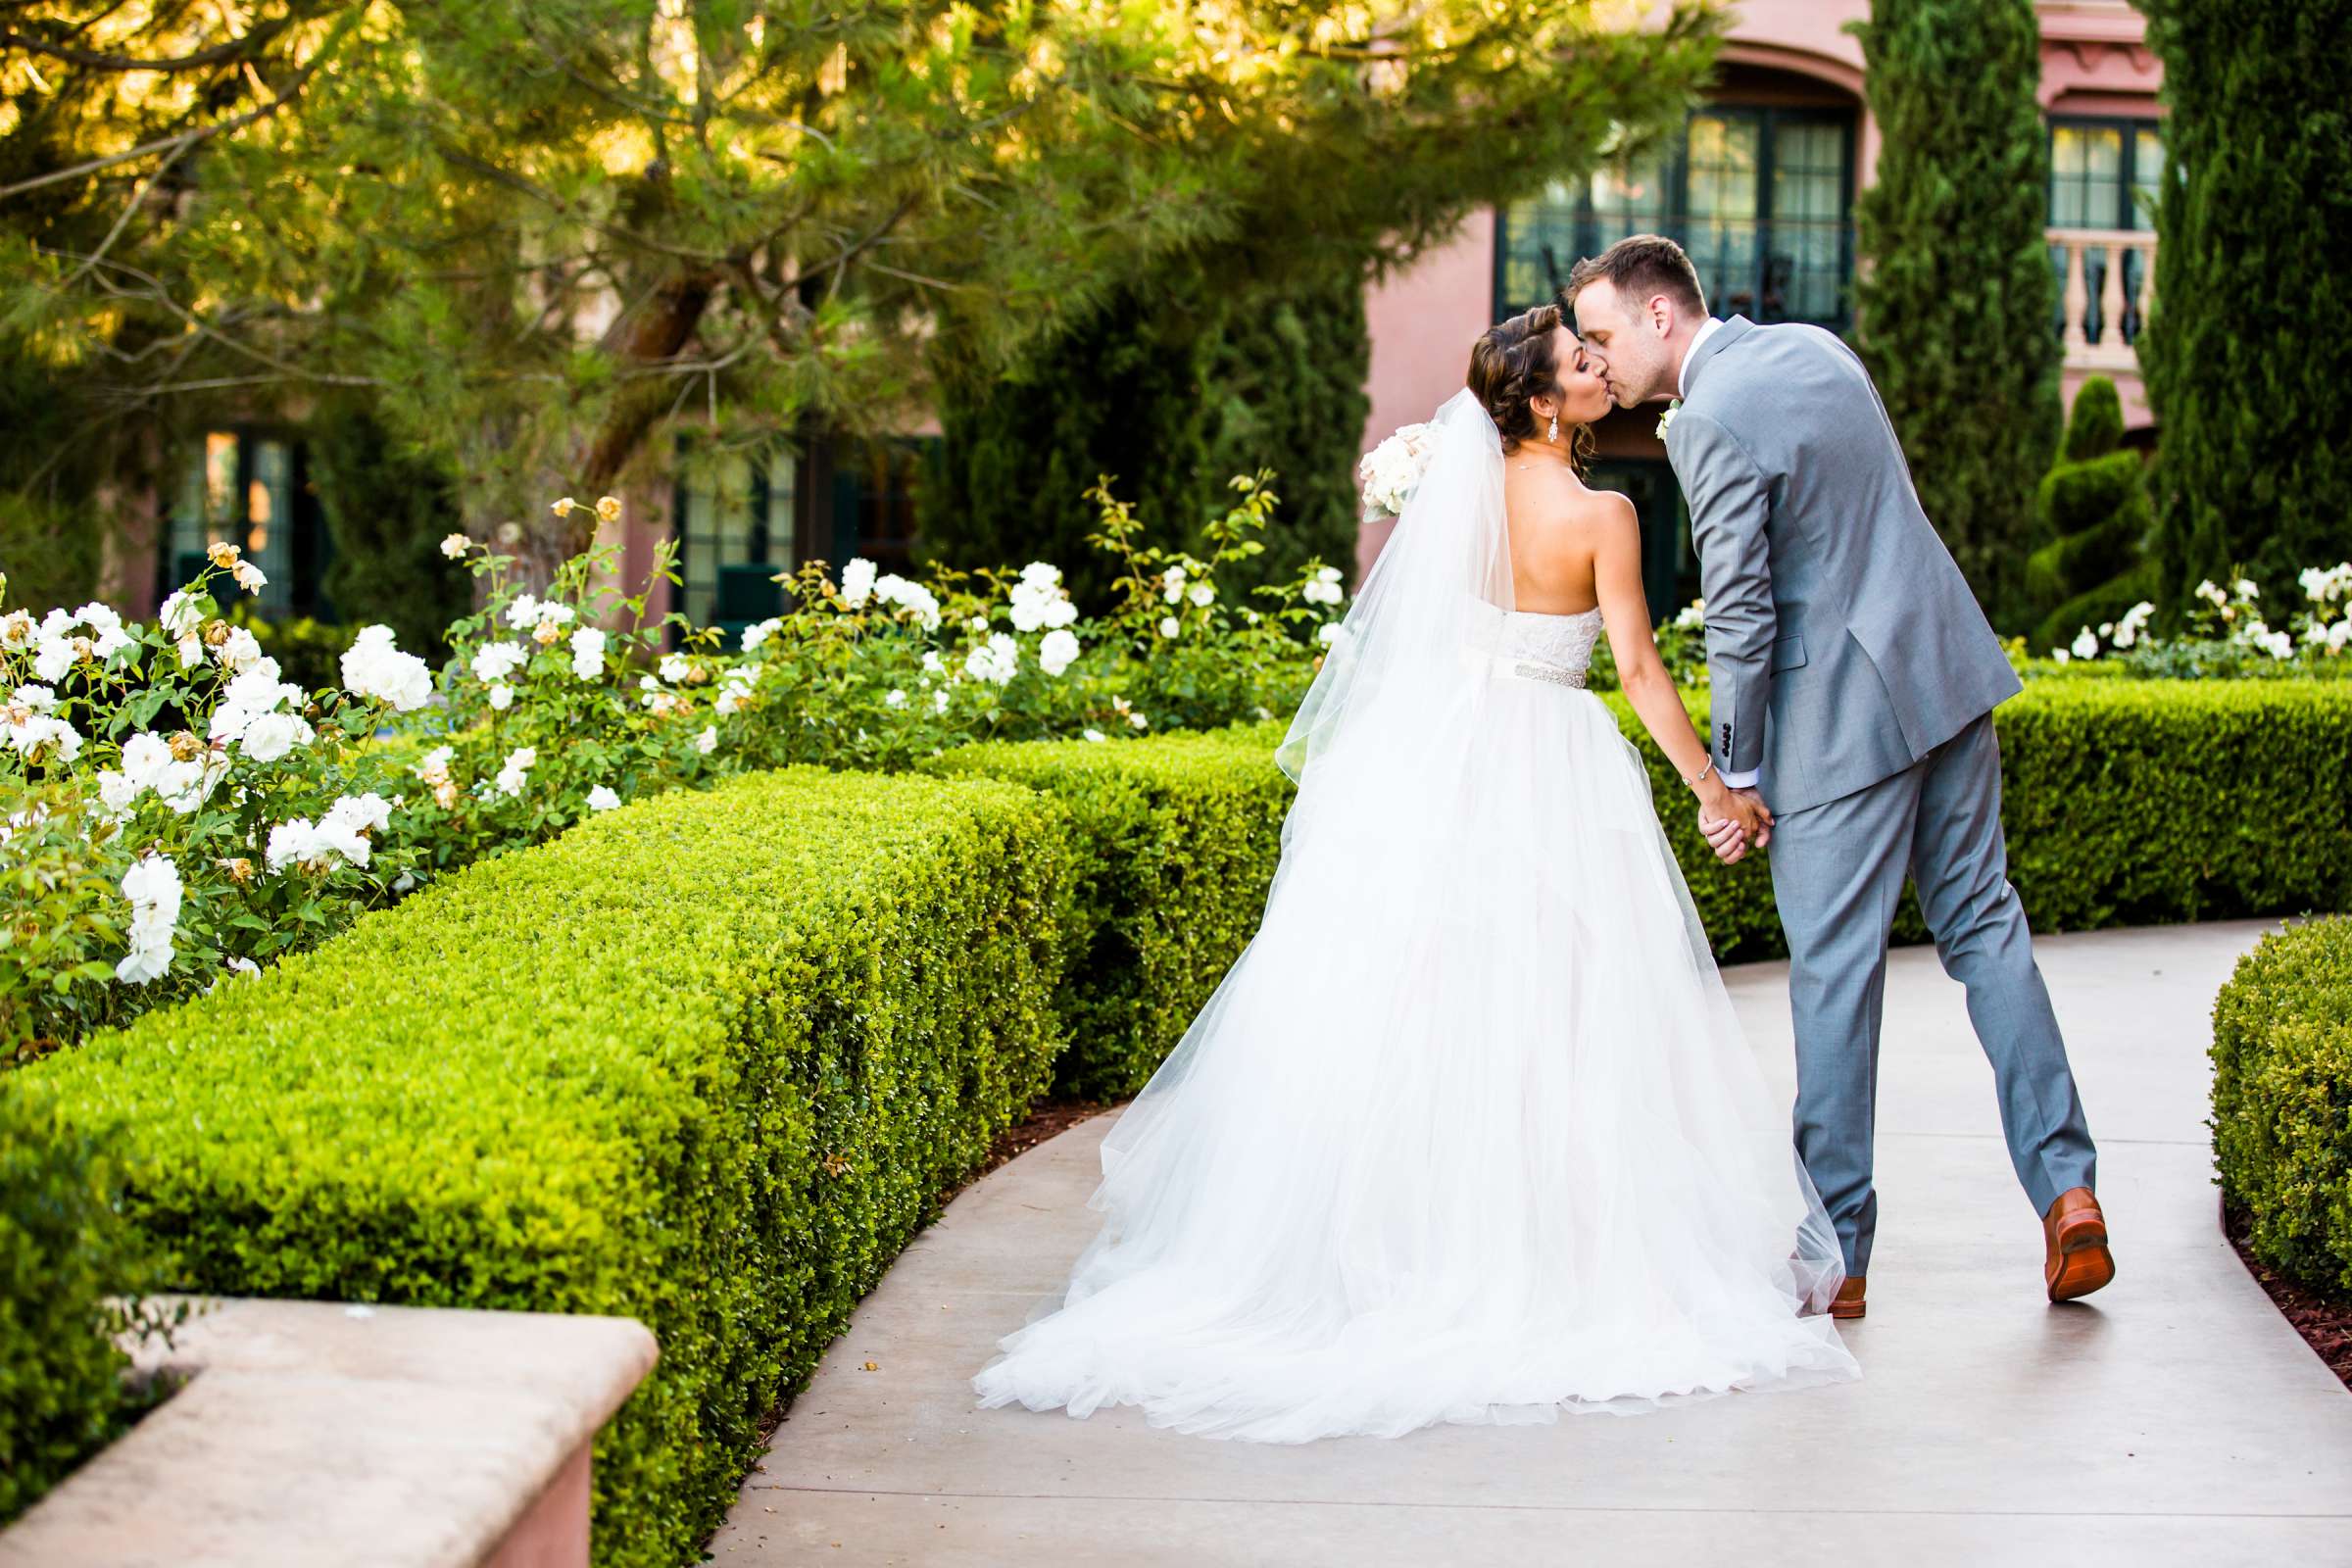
[1,543,434,1061]
[2040,563,2352,678]
[1,475,1355,1060]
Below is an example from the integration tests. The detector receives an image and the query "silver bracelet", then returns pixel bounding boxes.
[1685,755,1717,790]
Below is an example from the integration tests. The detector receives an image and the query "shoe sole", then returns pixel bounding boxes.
[2046,1213,2116,1302]
[1828,1299,1866,1320]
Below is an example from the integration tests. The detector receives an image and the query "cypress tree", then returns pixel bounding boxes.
[2137,0,2352,618]
[1849,0,2060,633]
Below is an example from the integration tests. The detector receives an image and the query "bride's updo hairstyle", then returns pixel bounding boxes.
[1466,303,1592,468]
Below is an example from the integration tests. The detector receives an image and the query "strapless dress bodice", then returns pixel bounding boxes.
[1496,606,1605,677]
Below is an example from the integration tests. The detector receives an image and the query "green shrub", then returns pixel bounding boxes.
[2211,916,2352,1297]
[1636,679,2352,960]
[1988,678,2352,935]
[2027,378,2157,651]
[924,724,1295,1098]
[16,767,1074,1568]
[0,1091,159,1526]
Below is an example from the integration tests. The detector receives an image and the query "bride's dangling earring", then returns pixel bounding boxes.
[1548,411,1560,443]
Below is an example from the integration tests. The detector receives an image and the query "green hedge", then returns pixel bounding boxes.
[926,679,2352,1101]
[1658,678,2352,960]
[16,767,1073,1568]
[924,726,1294,1099]
[0,1093,152,1527]
[2211,916,2352,1298]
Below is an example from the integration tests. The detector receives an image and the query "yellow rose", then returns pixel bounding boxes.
[596,495,622,522]
[208,540,241,567]
[550,497,576,517]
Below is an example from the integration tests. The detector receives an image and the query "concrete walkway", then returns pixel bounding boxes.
[712,921,2352,1565]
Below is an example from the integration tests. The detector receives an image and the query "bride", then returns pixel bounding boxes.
[971,305,1861,1442]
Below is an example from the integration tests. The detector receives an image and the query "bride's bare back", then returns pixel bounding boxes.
[1502,458,1628,619]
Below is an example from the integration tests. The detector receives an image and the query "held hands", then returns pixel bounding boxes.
[1695,784,1772,865]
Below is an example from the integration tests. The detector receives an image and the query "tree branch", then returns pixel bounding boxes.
[0,14,295,73]
[0,10,358,201]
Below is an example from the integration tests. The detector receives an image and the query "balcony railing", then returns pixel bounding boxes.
[2047,226,2155,372]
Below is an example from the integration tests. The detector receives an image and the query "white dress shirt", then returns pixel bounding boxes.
[1678,316,1722,399]
[1676,318,1763,793]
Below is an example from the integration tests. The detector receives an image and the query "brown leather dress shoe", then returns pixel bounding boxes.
[1828,1275,1866,1320]
[2043,1186,2116,1302]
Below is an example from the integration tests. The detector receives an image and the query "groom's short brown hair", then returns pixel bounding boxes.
[1561,235,1706,319]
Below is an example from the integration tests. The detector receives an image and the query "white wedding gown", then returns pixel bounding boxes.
[971,394,1859,1443]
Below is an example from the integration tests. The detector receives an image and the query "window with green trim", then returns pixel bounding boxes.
[1497,105,1857,329]
[163,429,322,618]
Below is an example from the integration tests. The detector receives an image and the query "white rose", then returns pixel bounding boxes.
[1158,616,1180,639]
[841,558,878,608]
[240,710,309,762]
[1038,628,1081,677]
[569,626,607,679]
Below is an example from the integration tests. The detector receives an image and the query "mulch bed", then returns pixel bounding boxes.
[2224,1203,2352,1394]
[952,1096,1122,1198]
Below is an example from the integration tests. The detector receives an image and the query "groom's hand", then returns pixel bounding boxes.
[1697,789,1772,864]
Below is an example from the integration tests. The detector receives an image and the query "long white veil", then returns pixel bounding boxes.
[1274,387,1512,800]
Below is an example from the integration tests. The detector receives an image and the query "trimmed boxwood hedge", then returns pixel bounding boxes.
[924,726,1295,1099]
[1657,677,2352,962]
[2211,916,2352,1298]
[0,1093,153,1528]
[936,678,2352,1100]
[16,767,1073,1568]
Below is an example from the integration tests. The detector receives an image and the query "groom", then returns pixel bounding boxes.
[1562,235,2112,1317]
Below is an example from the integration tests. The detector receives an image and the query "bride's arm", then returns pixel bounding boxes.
[1589,494,1767,839]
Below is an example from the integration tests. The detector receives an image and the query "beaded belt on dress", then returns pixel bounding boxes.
[1486,652,1588,689]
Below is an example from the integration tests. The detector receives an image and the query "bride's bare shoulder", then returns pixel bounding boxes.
[1517,480,1636,543]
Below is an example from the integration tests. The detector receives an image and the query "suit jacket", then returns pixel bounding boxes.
[1663,316,2024,816]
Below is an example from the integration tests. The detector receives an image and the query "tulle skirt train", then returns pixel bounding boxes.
[971,673,1860,1442]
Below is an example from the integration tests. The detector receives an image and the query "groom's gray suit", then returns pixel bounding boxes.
[1663,315,2097,1275]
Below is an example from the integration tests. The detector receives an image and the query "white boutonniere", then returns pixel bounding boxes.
[1655,399,1681,440]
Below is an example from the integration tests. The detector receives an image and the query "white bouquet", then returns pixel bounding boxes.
[1357,422,1439,522]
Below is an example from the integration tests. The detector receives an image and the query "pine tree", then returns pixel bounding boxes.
[2137,0,2352,618]
[1849,0,2060,633]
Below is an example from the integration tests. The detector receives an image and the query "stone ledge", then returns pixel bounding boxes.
[0,1297,657,1568]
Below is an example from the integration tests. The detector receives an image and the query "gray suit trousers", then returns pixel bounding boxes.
[1767,710,2097,1276]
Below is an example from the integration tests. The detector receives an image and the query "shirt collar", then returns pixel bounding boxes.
[1677,316,1723,400]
